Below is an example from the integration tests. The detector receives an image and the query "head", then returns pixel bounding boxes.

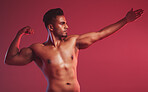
[43,8,68,38]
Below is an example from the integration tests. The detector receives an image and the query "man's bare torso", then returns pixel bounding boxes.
[4,8,144,92]
[30,36,80,92]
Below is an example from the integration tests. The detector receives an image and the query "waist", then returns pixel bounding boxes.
[47,79,80,92]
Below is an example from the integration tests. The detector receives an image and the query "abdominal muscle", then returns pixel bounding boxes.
[43,64,80,92]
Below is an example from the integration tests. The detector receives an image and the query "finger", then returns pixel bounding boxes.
[25,28,31,34]
[22,27,31,33]
[135,11,143,15]
[134,9,144,12]
[25,30,30,34]
[135,11,143,14]
[135,11,142,15]
[135,12,142,15]
[22,26,34,35]
[130,8,133,11]
[29,29,35,34]
[134,9,143,13]
[136,14,141,18]
[24,26,32,32]
[139,11,143,14]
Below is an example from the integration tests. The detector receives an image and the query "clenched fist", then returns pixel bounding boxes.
[17,26,34,36]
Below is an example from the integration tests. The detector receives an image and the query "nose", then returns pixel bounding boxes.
[65,24,69,29]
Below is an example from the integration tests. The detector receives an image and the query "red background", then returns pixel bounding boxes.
[1,0,148,92]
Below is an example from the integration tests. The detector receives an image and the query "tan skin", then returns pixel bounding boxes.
[5,8,143,92]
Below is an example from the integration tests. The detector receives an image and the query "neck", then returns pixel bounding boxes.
[46,32,63,47]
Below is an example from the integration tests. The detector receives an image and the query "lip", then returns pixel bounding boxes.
[64,30,67,33]
[64,32,67,34]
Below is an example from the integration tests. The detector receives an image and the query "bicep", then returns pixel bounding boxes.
[76,32,101,49]
[6,47,34,65]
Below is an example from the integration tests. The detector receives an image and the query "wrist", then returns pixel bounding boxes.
[123,17,128,24]
[16,32,24,37]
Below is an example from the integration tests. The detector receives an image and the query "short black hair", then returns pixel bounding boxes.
[43,8,64,28]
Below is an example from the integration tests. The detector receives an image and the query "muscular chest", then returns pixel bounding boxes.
[34,40,79,67]
[44,46,74,64]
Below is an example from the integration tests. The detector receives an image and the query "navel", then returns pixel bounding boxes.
[66,83,71,85]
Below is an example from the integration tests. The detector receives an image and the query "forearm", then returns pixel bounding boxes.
[4,26,35,65]
[76,8,143,49]
[98,17,127,39]
[5,33,23,60]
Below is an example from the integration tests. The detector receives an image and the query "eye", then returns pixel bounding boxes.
[60,22,65,25]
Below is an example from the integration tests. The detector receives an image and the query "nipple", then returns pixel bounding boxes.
[71,55,73,60]
[47,59,51,64]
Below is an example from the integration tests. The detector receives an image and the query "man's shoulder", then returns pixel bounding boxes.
[65,35,79,40]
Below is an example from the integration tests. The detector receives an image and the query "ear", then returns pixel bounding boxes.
[47,24,54,32]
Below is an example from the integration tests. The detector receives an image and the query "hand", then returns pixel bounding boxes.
[125,8,144,23]
[17,26,34,36]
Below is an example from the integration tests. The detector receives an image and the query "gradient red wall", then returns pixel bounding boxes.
[1,0,148,92]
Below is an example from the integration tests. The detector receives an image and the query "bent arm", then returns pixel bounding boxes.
[76,8,144,49]
[4,26,34,65]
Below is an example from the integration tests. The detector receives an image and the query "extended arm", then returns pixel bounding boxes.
[4,26,34,65]
[76,8,144,49]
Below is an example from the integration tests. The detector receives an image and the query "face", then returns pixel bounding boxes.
[51,15,69,38]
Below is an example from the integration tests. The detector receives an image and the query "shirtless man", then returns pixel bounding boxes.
[4,8,143,92]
